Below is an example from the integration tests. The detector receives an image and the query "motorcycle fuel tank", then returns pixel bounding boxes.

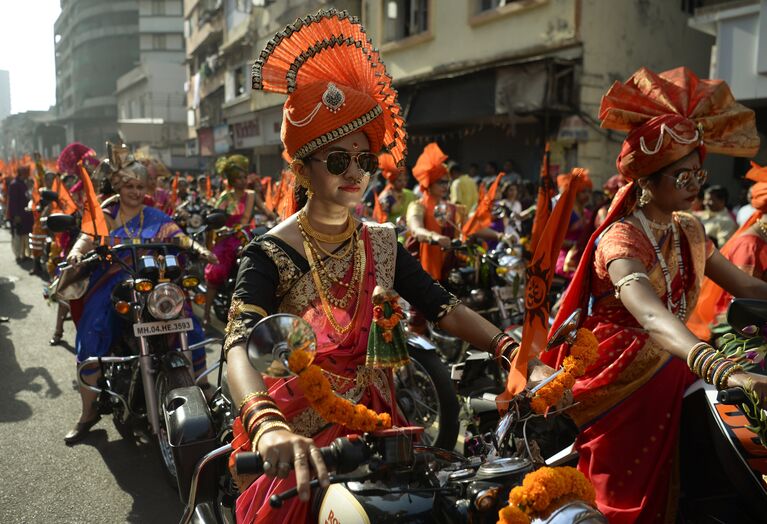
[317,482,433,524]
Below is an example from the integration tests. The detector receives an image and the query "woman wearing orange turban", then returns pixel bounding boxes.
[689,162,767,337]
[377,152,416,223]
[555,170,594,278]
[223,10,515,524]
[406,142,467,280]
[543,67,767,523]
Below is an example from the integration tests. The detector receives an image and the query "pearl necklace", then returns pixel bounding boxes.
[635,210,687,319]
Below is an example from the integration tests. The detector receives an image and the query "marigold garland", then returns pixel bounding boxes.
[532,328,598,414]
[497,466,597,524]
[287,345,392,432]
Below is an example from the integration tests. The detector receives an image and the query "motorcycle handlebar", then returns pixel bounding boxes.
[235,435,370,477]
[717,387,749,405]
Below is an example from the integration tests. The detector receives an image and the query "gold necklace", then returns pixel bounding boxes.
[303,237,365,334]
[301,227,362,306]
[120,207,144,239]
[297,209,356,244]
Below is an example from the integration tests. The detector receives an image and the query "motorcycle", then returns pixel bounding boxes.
[175,312,605,523]
[46,213,220,488]
[677,298,767,523]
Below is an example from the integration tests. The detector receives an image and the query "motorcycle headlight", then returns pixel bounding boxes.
[147,283,186,320]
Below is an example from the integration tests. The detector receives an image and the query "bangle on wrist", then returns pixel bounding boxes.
[252,420,291,450]
[239,391,271,413]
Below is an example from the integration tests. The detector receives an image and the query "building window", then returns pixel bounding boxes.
[152,0,166,16]
[153,34,167,50]
[383,0,429,43]
[234,65,246,97]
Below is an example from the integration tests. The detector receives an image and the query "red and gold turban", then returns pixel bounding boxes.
[600,66,759,179]
[379,152,402,183]
[412,142,448,189]
[251,9,406,166]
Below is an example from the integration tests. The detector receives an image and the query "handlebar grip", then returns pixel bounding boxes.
[234,452,266,475]
[717,387,749,405]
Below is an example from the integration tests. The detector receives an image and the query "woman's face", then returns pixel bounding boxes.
[228,170,247,191]
[504,184,518,201]
[393,170,408,191]
[646,152,703,213]
[120,178,147,208]
[428,175,450,199]
[304,131,372,208]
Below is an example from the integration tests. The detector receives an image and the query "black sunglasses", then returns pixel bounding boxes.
[308,151,378,176]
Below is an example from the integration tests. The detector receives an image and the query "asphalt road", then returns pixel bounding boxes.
[0,227,223,524]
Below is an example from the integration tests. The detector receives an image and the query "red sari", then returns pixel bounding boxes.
[558,213,712,523]
[235,223,404,523]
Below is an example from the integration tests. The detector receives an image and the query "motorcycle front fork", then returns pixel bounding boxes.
[140,330,193,435]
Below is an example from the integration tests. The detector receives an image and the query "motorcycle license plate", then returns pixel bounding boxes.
[133,318,194,337]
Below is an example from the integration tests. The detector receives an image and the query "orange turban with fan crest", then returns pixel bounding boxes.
[412,143,448,189]
[251,9,406,166]
[379,152,402,183]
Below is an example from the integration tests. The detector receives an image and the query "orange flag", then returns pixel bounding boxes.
[264,178,276,211]
[462,172,503,237]
[496,168,584,411]
[529,143,556,254]
[478,181,487,202]
[51,176,78,215]
[276,169,297,220]
[78,161,109,241]
[372,190,387,223]
[167,172,180,213]
[205,175,212,200]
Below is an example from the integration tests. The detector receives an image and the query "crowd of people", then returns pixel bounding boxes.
[1,8,767,524]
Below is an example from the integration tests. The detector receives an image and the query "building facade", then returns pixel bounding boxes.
[689,0,767,196]
[116,0,191,169]
[0,70,10,121]
[54,0,141,153]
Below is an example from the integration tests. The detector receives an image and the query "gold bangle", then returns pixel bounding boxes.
[717,364,742,391]
[240,400,278,423]
[239,391,271,412]
[694,350,717,378]
[687,342,711,369]
[704,355,724,384]
[245,408,286,436]
[252,420,291,451]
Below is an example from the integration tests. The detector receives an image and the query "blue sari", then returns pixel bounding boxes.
[75,205,206,373]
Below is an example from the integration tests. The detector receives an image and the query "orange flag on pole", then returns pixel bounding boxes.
[264,178,276,211]
[496,168,584,411]
[51,176,78,215]
[529,143,556,254]
[78,161,109,242]
[372,190,387,223]
[205,175,212,200]
[462,172,503,237]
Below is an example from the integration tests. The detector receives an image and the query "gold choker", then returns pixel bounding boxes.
[297,209,356,244]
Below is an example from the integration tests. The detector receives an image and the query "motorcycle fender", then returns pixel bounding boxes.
[317,484,371,524]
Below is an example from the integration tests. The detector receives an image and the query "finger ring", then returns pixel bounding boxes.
[262,460,273,471]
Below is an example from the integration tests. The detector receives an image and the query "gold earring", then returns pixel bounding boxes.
[291,160,312,190]
[639,187,652,207]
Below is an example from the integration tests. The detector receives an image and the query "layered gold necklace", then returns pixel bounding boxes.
[297,209,364,334]
[120,207,144,240]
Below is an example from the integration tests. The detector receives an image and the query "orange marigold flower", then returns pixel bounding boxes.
[498,505,530,524]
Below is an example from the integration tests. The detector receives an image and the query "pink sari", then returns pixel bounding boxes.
[235,223,403,523]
